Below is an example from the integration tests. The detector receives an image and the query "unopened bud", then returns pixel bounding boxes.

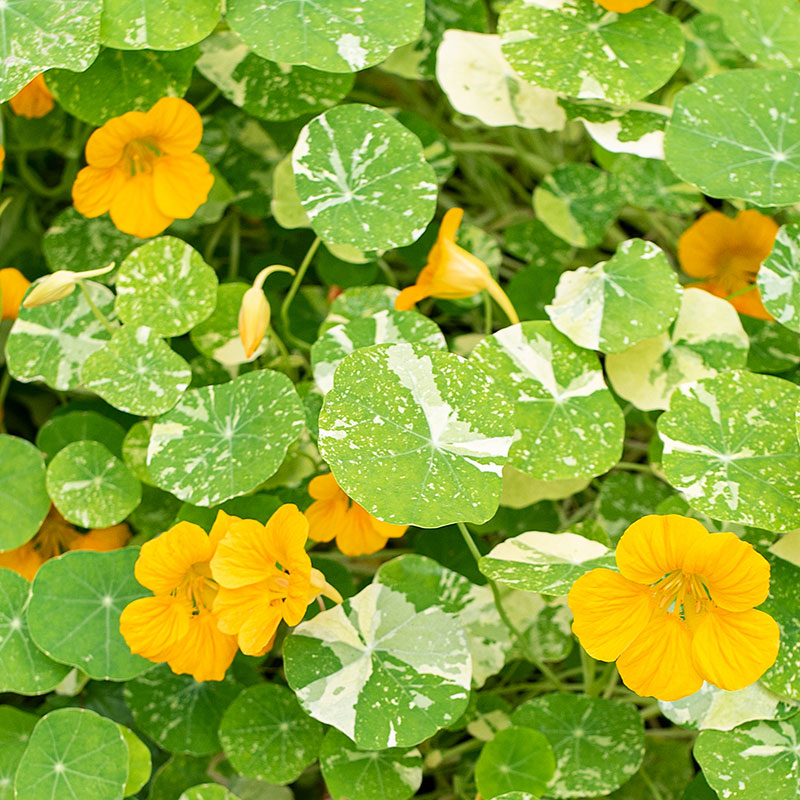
[23,262,115,309]
[310,567,344,604]
[237,264,295,358]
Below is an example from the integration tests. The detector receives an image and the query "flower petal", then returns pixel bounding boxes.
[135,521,212,594]
[593,0,654,11]
[9,74,55,119]
[692,607,780,692]
[72,165,127,218]
[238,603,283,657]
[85,110,150,168]
[147,97,204,155]
[152,153,214,219]
[166,611,238,682]
[69,523,130,552]
[109,174,173,238]
[0,541,43,581]
[616,514,709,585]
[395,283,434,311]
[308,472,345,502]
[682,531,770,612]
[568,568,655,662]
[0,268,31,321]
[617,614,704,701]
[119,595,192,662]
[305,499,344,544]
[263,504,310,575]
[210,518,272,589]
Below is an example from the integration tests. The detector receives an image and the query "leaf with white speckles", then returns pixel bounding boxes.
[318,343,515,527]
[226,0,424,73]
[284,582,471,749]
[320,728,422,800]
[475,726,555,799]
[115,237,218,338]
[293,104,437,251]
[499,0,684,105]
[312,310,446,395]
[595,472,674,542]
[547,239,681,354]
[46,440,141,528]
[0,435,50,551]
[196,32,354,122]
[606,288,749,411]
[695,717,800,800]
[0,569,69,695]
[179,786,241,800]
[664,70,800,206]
[125,664,242,756]
[27,549,152,681]
[760,554,800,701]
[6,281,115,391]
[320,285,400,333]
[471,321,624,481]
[146,370,305,507]
[479,531,617,596]
[219,683,323,784]
[659,371,800,530]
[759,224,800,333]
[36,412,126,462]
[716,0,800,69]
[511,693,644,798]
[0,1,102,102]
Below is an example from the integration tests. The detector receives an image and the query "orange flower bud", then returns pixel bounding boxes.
[23,263,115,309]
[238,264,295,358]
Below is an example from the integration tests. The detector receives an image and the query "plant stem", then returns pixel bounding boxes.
[581,647,597,695]
[483,290,493,334]
[0,370,11,433]
[280,236,320,349]
[79,282,117,335]
[614,461,652,474]
[228,212,241,280]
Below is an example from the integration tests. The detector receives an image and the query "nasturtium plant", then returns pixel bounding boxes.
[758,224,800,333]
[0,435,50,550]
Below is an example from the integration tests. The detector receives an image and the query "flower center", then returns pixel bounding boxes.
[177,562,218,614]
[266,572,290,596]
[123,137,160,176]
[651,570,713,618]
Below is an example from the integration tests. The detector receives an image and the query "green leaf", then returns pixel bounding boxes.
[147,756,212,800]
[196,32,354,122]
[6,280,114,391]
[0,706,37,800]
[743,316,800,373]
[0,1,101,102]
[82,326,191,416]
[758,224,800,333]
[100,0,221,50]
[36,411,126,462]
[511,693,645,798]
[225,0,424,72]
[505,219,573,271]
[595,472,674,542]
[760,554,800,700]
[318,343,514,527]
[321,285,400,333]
[0,569,70,695]
[118,724,151,797]
[500,467,591,509]
[121,421,155,485]
[664,70,800,206]
[500,589,574,664]
[179,786,241,800]
[471,321,624,481]
[658,371,800,530]
[312,310,446,395]
[125,664,242,756]
[293,104,437,251]
[147,370,305,506]
[499,0,684,105]
[479,531,617,596]
[46,440,141,528]
[533,164,622,248]
[475,726,555,799]
[284,582,471,749]
[271,155,311,230]
[607,156,703,215]
[115,237,219,338]
[610,739,693,800]
[546,239,682,354]
[219,683,323,784]
[0,435,50,550]
[46,47,195,126]
[322,730,423,800]
[695,717,800,800]
[715,0,800,69]
[27,549,152,681]
[606,288,749,411]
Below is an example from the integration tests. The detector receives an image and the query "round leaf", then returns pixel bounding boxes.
[6,281,115,391]
[760,554,800,700]
[499,0,684,105]
[293,104,437,251]
[0,706,38,796]
[284,582,471,749]
[475,726,555,800]
[82,326,191,416]
[46,440,141,528]
[758,224,800,333]
[320,728,423,800]
[179,786,241,800]
[36,411,126,462]
[14,708,128,800]
[147,370,305,506]
[118,725,152,797]
[115,237,219,338]
[0,435,49,551]
[321,285,400,333]
[471,321,624,481]
[658,371,800,530]
[715,0,800,69]
[219,683,323,784]
[511,693,645,798]
[664,70,800,206]
[27,549,152,681]
[318,343,515,527]
[226,0,424,72]
[0,569,70,695]
[546,239,682,354]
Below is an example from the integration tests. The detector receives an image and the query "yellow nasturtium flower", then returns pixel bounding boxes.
[72,97,214,239]
[593,0,654,11]
[568,515,779,701]
[678,209,779,320]
[9,74,55,119]
[0,268,31,320]
[395,208,519,324]
[305,472,407,557]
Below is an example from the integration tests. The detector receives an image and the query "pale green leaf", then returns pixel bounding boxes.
[0,435,50,551]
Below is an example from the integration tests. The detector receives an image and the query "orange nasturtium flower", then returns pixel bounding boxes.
[593,0,654,11]
[9,75,55,119]
[678,209,779,320]
[120,515,238,682]
[395,208,519,324]
[0,268,31,320]
[0,507,130,581]
[568,515,779,701]
[305,472,407,557]
[210,505,342,657]
[72,97,214,239]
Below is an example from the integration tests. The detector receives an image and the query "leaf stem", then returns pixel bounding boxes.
[78,282,117,335]
[280,236,321,350]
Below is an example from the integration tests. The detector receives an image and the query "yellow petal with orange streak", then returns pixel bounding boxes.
[85,110,150,168]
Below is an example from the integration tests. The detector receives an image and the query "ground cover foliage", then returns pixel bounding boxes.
[0,1,799,799]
